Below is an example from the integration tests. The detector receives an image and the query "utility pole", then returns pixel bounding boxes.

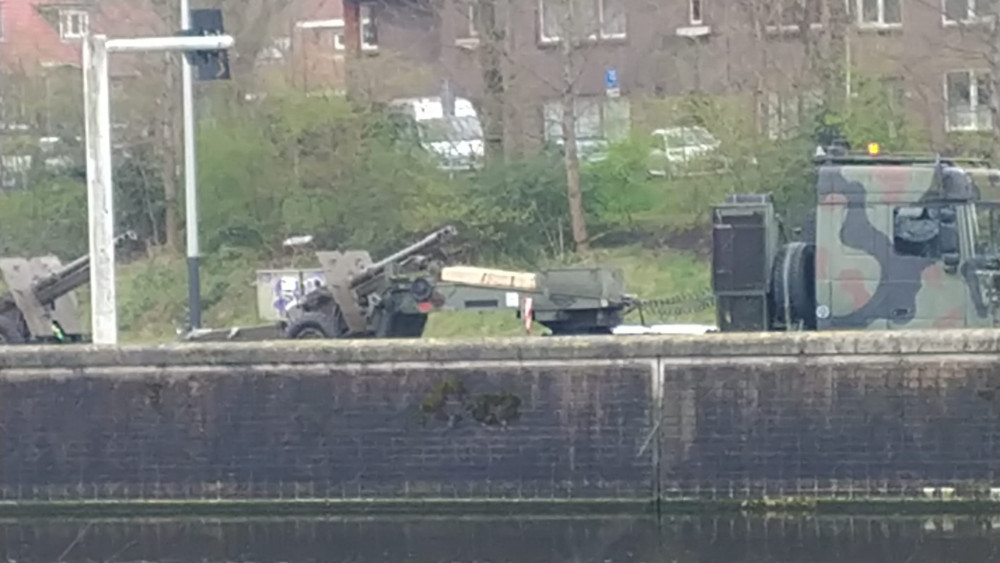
[181,0,201,330]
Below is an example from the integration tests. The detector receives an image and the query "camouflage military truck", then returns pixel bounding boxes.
[711,144,1000,332]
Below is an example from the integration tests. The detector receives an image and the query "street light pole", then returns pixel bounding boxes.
[82,34,117,345]
[180,0,201,330]
[82,32,234,345]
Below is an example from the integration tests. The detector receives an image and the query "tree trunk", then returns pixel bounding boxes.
[477,0,505,164]
[502,2,523,159]
[560,33,589,253]
[343,0,363,103]
[990,3,1000,162]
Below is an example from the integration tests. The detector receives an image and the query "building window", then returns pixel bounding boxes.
[763,89,823,140]
[360,3,378,51]
[542,97,631,144]
[59,10,88,39]
[689,0,703,25]
[943,0,988,23]
[857,0,901,26]
[768,0,823,31]
[458,4,478,40]
[945,70,993,132]
[257,36,290,64]
[880,76,907,140]
[538,0,626,43]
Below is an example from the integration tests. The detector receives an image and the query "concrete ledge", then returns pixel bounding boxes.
[1,352,998,380]
[1,497,999,518]
[3,328,1000,369]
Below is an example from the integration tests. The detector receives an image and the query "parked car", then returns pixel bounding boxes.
[388,96,485,172]
[647,125,725,177]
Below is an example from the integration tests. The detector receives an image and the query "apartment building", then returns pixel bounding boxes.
[359,0,998,150]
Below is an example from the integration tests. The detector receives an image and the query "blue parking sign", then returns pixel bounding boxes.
[605,68,620,98]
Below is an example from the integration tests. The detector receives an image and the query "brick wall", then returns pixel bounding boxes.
[659,356,1000,497]
[0,350,656,501]
[1,331,1000,504]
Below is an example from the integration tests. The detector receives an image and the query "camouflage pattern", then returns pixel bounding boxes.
[814,158,1000,330]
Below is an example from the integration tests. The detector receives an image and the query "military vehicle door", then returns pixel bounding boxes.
[884,200,975,330]
[815,196,890,330]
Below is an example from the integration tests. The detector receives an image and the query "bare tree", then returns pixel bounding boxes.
[731,0,848,140]
[558,6,589,252]
[536,0,622,253]
[475,0,506,163]
[112,0,297,252]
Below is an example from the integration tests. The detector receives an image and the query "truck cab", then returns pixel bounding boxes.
[712,145,1000,332]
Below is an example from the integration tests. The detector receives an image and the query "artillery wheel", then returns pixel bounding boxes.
[284,309,350,339]
[0,315,25,344]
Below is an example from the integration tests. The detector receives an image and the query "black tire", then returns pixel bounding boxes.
[284,310,349,339]
[770,242,817,330]
[0,315,26,344]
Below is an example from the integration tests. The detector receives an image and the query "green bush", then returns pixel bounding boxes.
[0,177,87,259]
[452,150,579,265]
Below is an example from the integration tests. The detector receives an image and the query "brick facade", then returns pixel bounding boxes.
[366,0,1000,150]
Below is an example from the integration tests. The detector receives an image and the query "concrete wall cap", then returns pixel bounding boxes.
[0,329,999,369]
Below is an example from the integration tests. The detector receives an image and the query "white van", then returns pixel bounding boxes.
[388,96,485,171]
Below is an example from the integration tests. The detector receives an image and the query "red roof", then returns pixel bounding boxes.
[0,0,79,72]
[0,0,166,74]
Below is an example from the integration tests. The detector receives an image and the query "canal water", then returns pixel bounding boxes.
[0,515,998,562]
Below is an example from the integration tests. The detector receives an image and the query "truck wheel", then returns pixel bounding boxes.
[771,242,817,330]
[284,310,349,339]
[0,315,26,344]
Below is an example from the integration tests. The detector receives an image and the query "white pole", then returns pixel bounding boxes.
[105,35,234,52]
[180,0,201,329]
[80,30,232,345]
[82,33,118,345]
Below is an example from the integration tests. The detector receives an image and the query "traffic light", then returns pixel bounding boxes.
[183,8,231,81]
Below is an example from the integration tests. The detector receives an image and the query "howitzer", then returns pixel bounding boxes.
[347,225,458,290]
[284,225,459,338]
[0,230,138,344]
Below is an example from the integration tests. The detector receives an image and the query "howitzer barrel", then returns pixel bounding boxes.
[31,230,138,305]
[349,225,458,289]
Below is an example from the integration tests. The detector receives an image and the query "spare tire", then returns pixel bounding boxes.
[771,242,817,330]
